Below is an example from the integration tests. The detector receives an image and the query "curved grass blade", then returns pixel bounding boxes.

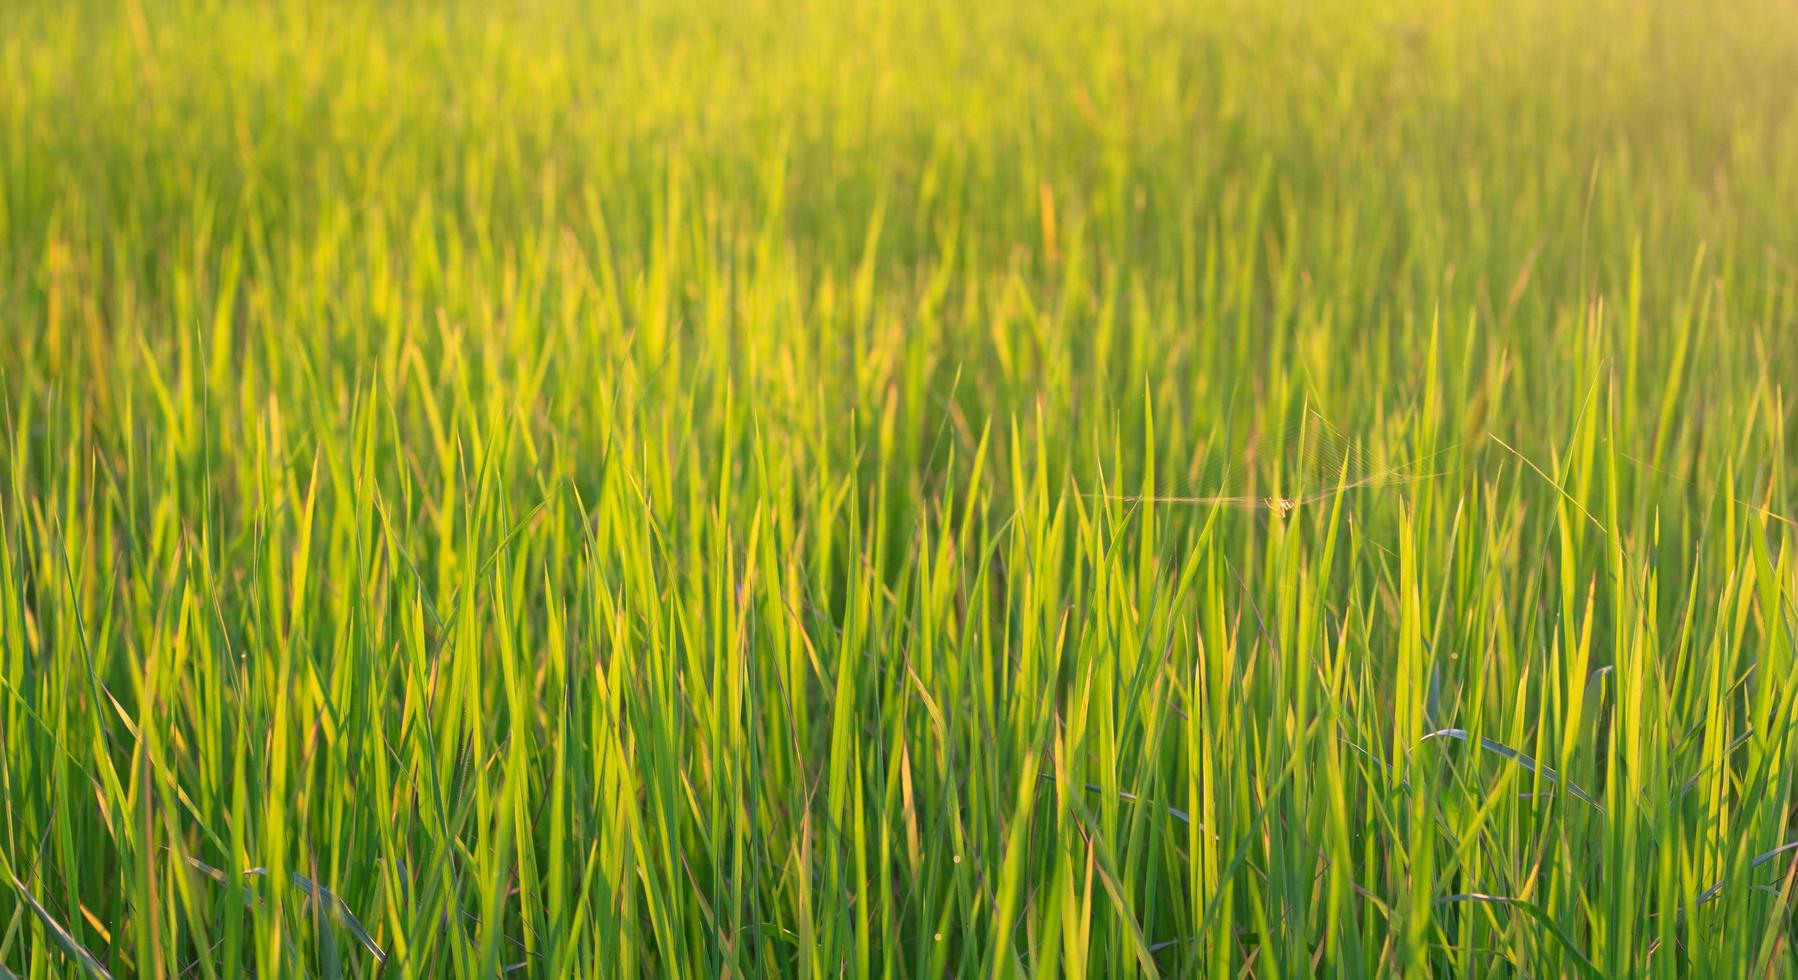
[8,875,112,979]
[1085,407,1456,511]
[1435,893,1604,980]
[183,856,386,964]
[1036,773,1200,828]
[1695,841,1798,906]
[1420,729,1604,813]
[251,869,385,965]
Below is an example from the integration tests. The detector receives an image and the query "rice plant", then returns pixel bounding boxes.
[3,0,1798,975]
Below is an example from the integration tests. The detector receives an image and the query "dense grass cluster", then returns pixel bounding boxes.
[6,0,1798,975]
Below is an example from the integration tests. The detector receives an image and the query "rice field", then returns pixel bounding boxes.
[5,0,1798,975]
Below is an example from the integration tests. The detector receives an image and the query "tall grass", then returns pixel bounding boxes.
[4,0,1798,975]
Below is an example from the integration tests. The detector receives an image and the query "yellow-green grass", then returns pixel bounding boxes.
[4,0,1798,975]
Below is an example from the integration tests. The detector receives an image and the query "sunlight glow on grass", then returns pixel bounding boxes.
[4,0,1798,975]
